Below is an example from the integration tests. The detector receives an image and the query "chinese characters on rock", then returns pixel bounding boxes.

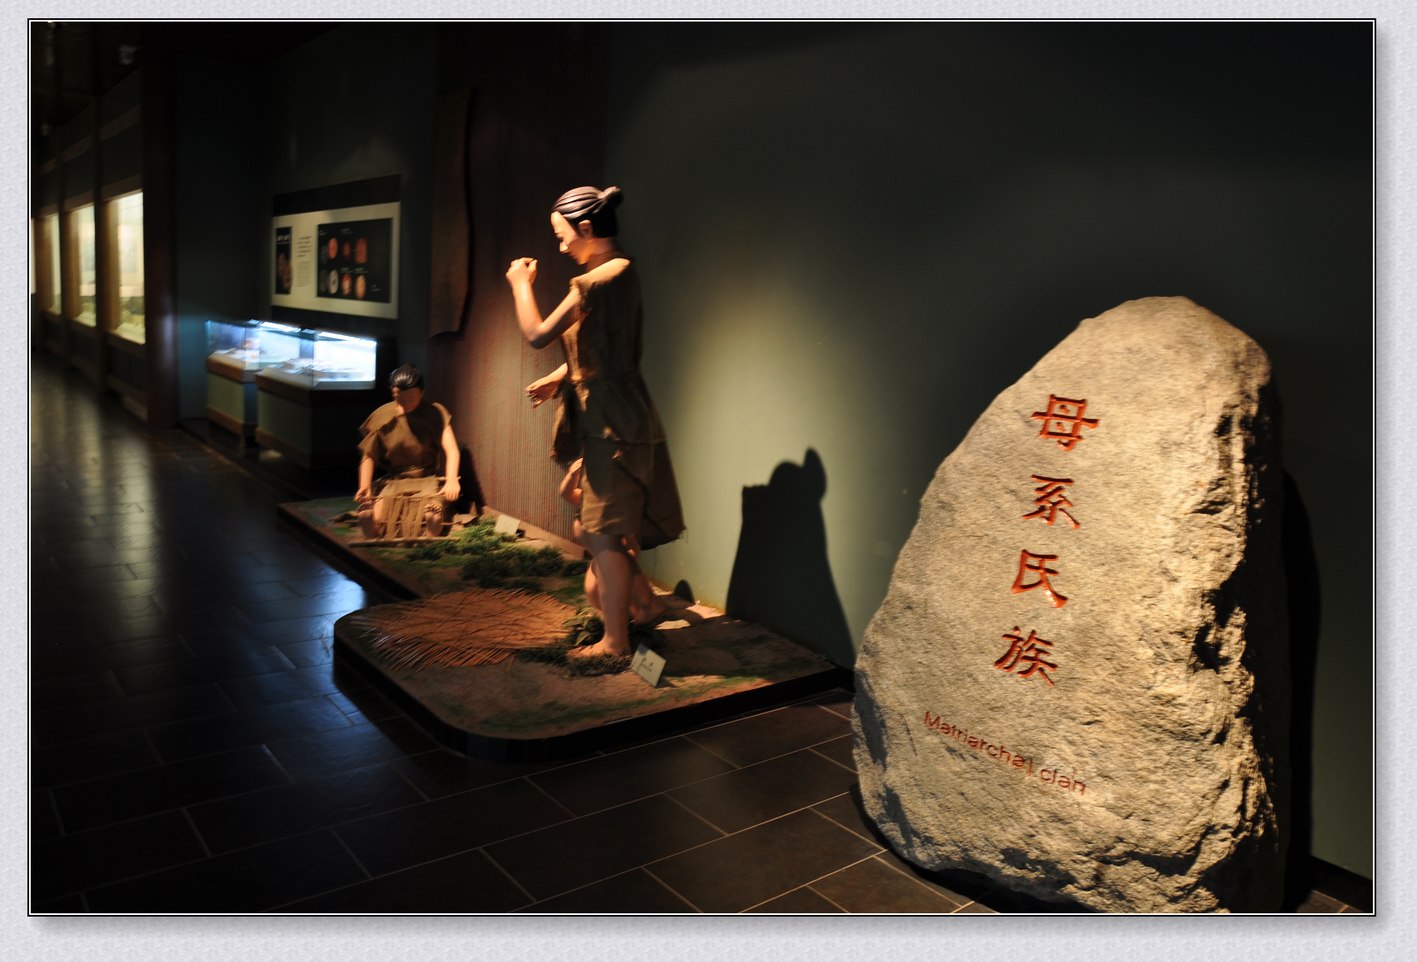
[995,395,1100,687]
[1031,395,1099,451]
[1022,475,1079,528]
[994,627,1058,686]
[1011,549,1068,608]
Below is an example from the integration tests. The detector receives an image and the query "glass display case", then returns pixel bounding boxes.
[205,319,303,379]
[243,322,389,472]
[257,327,378,390]
[206,320,379,442]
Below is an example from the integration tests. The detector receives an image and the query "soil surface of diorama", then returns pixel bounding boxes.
[280,500,844,756]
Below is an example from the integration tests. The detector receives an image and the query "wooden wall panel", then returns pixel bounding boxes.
[427,25,606,543]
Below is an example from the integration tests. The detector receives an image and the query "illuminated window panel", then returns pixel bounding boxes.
[65,204,97,327]
[36,213,61,316]
[108,192,145,343]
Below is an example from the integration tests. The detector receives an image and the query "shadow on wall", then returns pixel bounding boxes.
[1281,471,1321,904]
[725,448,855,667]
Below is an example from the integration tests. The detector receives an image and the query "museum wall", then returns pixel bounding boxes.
[171,54,264,419]
[258,26,437,378]
[163,26,438,420]
[593,22,1372,877]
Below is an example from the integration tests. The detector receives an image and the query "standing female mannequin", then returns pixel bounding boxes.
[506,186,685,658]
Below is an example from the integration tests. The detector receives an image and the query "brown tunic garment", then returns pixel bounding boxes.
[552,257,685,549]
[358,400,451,490]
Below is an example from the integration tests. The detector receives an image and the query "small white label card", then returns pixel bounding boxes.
[630,644,667,688]
[493,513,520,537]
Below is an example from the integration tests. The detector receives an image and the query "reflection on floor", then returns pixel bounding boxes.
[29,355,1370,914]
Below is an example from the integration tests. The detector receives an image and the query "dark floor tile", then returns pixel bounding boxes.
[808,687,855,719]
[30,894,87,914]
[336,779,573,877]
[33,576,164,611]
[32,683,234,746]
[217,664,344,707]
[251,541,341,566]
[189,762,424,853]
[30,514,101,534]
[47,543,152,570]
[31,810,207,903]
[279,849,531,913]
[46,561,137,585]
[106,532,173,553]
[1295,890,1347,914]
[31,729,163,789]
[883,859,1062,913]
[387,747,557,798]
[85,828,367,913]
[57,548,186,576]
[211,559,344,587]
[30,634,189,678]
[667,750,859,834]
[147,694,357,761]
[69,497,150,517]
[1306,859,1372,912]
[89,609,234,645]
[278,638,335,668]
[865,841,996,908]
[810,734,856,772]
[811,790,887,846]
[127,559,226,582]
[687,702,850,767]
[324,680,403,722]
[486,794,723,902]
[150,583,274,617]
[31,669,126,709]
[746,886,845,914]
[282,572,369,598]
[28,617,98,650]
[530,737,737,816]
[32,790,62,841]
[523,868,697,913]
[647,809,880,913]
[810,855,966,913]
[52,745,289,833]
[241,590,371,625]
[225,579,302,605]
[268,717,440,781]
[114,648,296,695]
[183,615,334,653]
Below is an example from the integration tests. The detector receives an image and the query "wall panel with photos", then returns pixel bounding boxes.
[270,176,400,322]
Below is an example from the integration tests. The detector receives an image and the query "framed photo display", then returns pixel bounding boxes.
[272,199,399,320]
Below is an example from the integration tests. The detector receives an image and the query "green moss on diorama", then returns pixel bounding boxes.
[344,515,589,602]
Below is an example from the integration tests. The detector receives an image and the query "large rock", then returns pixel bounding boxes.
[852,297,1288,912]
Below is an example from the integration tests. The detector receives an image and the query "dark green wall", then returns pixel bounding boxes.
[173,56,265,418]
[601,22,1372,876]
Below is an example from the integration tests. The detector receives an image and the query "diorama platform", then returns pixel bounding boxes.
[280,498,850,759]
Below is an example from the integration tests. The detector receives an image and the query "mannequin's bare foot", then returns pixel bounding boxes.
[630,594,669,625]
[569,638,632,659]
